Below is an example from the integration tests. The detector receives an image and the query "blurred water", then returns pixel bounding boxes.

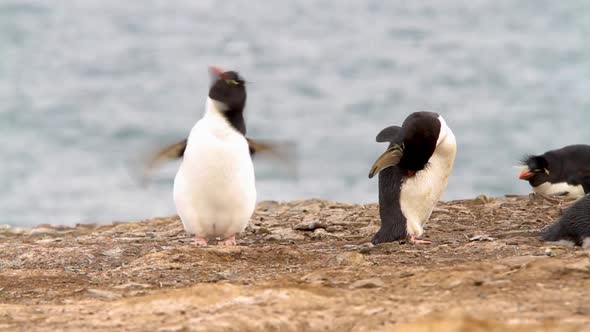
[1,0,590,226]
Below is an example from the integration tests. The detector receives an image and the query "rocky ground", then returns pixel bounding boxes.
[1,194,589,331]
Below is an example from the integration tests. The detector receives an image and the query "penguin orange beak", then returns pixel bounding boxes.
[519,169,534,180]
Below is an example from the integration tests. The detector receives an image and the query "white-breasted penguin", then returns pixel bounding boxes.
[144,67,292,246]
[541,194,590,247]
[173,67,255,246]
[147,66,275,246]
[519,145,590,198]
[368,112,457,245]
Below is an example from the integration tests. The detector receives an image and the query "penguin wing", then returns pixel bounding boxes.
[142,137,298,181]
[376,126,402,143]
[368,144,404,178]
[146,137,285,164]
[246,138,299,178]
[246,138,287,156]
[144,139,188,173]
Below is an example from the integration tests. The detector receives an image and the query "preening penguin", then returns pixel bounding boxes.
[145,66,290,246]
[541,194,590,247]
[518,145,590,198]
[368,112,456,245]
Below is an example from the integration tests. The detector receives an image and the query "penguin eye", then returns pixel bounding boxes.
[225,79,240,86]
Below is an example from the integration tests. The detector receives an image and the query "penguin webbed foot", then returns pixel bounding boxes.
[194,236,208,246]
[219,234,237,246]
[409,235,431,245]
[371,231,432,246]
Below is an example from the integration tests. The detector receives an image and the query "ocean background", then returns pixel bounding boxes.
[1,0,589,226]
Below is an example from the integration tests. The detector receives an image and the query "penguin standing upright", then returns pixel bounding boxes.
[166,67,256,246]
[143,67,293,246]
[368,112,456,245]
[172,66,256,246]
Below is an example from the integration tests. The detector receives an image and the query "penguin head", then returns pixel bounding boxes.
[208,66,247,112]
[369,112,452,178]
[519,155,550,185]
[398,112,441,172]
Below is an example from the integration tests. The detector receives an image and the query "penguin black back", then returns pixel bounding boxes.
[542,195,590,246]
[208,69,248,135]
[520,145,590,192]
[373,166,409,243]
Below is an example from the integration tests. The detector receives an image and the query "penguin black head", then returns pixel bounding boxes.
[398,112,441,172]
[207,66,248,134]
[519,155,550,186]
[208,66,247,113]
[369,111,448,178]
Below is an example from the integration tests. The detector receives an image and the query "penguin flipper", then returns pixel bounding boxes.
[246,137,298,158]
[138,138,188,186]
[144,139,187,171]
[368,144,404,178]
[247,138,282,156]
[246,137,299,178]
[376,126,402,143]
[142,137,297,178]
[146,137,289,163]
[143,137,285,166]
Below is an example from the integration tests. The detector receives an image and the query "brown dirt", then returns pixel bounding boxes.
[1,194,589,331]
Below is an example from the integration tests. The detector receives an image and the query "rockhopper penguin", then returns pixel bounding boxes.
[519,145,590,198]
[146,66,284,246]
[368,112,456,245]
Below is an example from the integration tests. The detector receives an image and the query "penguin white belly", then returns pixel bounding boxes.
[399,137,456,237]
[173,124,256,238]
[533,182,584,198]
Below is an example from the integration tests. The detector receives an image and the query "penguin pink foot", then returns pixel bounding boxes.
[219,235,237,246]
[409,235,431,245]
[194,236,208,246]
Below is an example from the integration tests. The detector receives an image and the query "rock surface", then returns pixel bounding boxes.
[0,196,589,331]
